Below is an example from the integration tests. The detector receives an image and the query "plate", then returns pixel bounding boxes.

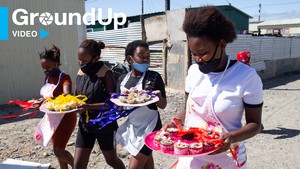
[144,131,219,157]
[39,104,83,114]
[110,96,159,107]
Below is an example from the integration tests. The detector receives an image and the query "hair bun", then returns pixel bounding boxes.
[51,44,60,58]
[97,41,105,49]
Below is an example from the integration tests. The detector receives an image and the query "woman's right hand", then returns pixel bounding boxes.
[76,104,92,112]
[28,98,45,108]
[162,121,177,131]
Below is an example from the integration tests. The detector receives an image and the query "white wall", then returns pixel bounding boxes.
[226,35,300,72]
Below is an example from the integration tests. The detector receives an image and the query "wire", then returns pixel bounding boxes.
[225,0,232,6]
[241,1,300,9]
[263,1,300,6]
[85,0,98,4]
[240,5,259,9]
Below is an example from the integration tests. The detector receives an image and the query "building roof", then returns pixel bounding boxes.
[258,18,300,27]
[217,5,253,19]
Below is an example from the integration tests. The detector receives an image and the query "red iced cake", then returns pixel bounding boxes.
[166,127,179,137]
[174,140,189,155]
[160,138,174,152]
[153,131,168,147]
[189,142,203,155]
[203,142,215,152]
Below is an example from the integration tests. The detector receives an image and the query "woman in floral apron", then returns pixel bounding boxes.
[116,40,167,169]
[163,7,263,169]
[35,45,76,169]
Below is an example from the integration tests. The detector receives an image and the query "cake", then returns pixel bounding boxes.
[144,94,152,101]
[119,96,127,103]
[126,98,136,104]
[160,138,174,152]
[203,142,215,152]
[174,140,189,155]
[189,142,203,155]
[153,131,168,147]
[166,127,179,137]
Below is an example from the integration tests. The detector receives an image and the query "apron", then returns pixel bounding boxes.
[116,71,159,156]
[34,72,65,146]
[176,58,247,169]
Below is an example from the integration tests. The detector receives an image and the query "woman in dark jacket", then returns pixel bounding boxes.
[74,39,125,169]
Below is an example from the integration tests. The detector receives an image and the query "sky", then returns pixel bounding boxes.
[85,0,300,21]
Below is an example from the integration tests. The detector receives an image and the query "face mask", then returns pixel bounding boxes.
[131,56,150,73]
[197,42,222,74]
[80,60,97,74]
[44,68,60,77]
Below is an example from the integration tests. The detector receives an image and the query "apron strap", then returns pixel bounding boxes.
[208,57,247,168]
[209,56,230,132]
[55,71,64,87]
[45,71,64,87]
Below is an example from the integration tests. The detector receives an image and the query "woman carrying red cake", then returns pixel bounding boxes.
[163,6,263,169]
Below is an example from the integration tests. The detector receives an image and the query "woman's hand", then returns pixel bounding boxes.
[209,132,232,155]
[162,121,177,131]
[76,104,92,112]
[28,98,45,108]
[152,90,167,109]
[152,90,161,97]
[28,98,44,104]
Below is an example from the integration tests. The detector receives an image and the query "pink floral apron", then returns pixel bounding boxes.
[34,72,65,146]
[176,58,247,169]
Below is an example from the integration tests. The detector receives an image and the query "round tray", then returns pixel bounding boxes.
[39,104,83,114]
[144,131,219,157]
[110,96,159,107]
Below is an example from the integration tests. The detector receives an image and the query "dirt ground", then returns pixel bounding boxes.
[0,73,299,169]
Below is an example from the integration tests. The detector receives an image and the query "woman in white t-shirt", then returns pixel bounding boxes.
[163,6,263,169]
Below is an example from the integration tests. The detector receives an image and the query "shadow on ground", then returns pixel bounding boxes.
[261,127,300,139]
[0,104,44,125]
[263,72,300,90]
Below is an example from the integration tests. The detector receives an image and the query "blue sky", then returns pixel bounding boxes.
[85,0,300,21]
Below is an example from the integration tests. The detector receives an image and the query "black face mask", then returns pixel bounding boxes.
[80,60,97,74]
[44,68,60,77]
[197,42,222,74]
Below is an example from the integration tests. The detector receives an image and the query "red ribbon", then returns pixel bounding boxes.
[0,100,39,119]
[173,117,224,145]
[0,110,38,119]
[7,100,38,111]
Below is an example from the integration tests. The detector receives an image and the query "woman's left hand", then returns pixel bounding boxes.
[152,90,167,109]
[152,90,162,98]
[209,132,232,155]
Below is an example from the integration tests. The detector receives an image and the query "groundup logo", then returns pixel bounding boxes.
[39,12,54,26]
[0,7,127,41]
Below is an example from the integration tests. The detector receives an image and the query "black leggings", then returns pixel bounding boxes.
[75,126,115,151]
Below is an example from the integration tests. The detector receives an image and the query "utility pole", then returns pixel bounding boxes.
[163,0,170,85]
[258,3,261,22]
[258,3,261,35]
[141,0,146,41]
[165,0,170,11]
